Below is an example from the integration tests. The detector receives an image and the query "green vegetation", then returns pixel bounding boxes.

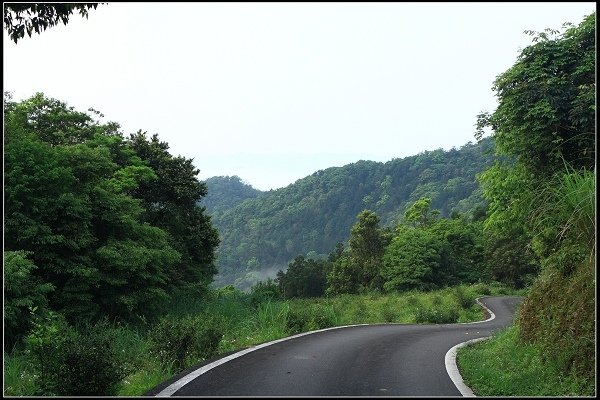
[24,317,125,396]
[4,283,517,397]
[459,12,596,396]
[4,92,219,333]
[3,11,595,397]
[206,138,496,290]
[263,197,493,302]
[457,325,594,396]
[147,313,224,371]
[4,92,220,375]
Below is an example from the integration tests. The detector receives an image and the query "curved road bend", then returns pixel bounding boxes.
[149,296,523,397]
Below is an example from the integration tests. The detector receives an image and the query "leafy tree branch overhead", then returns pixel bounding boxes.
[3,3,102,43]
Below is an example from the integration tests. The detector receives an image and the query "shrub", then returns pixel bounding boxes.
[351,298,369,322]
[452,286,474,309]
[380,299,396,323]
[475,284,492,296]
[249,278,282,307]
[518,260,595,382]
[148,313,223,371]
[56,330,125,395]
[308,305,336,331]
[414,306,458,324]
[285,307,308,334]
[4,251,54,350]
[25,313,124,396]
[406,295,420,307]
[285,304,336,334]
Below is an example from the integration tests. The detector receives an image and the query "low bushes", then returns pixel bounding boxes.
[25,312,124,396]
[148,313,224,371]
[285,303,337,334]
[414,306,459,324]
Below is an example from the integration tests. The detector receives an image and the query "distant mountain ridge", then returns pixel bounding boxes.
[202,137,496,290]
[202,176,264,215]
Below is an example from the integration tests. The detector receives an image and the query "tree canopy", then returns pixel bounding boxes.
[4,93,219,346]
[476,13,595,176]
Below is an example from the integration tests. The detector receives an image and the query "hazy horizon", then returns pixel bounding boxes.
[4,3,595,191]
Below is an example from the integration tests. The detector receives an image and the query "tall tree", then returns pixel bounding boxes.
[348,210,389,289]
[403,197,440,227]
[381,226,443,292]
[476,14,596,386]
[476,13,595,176]
[4,93,219,322]
[4,94,179,320]
[276,256,327,299]
[475,13,595,277]
[325,209,390,293]
[128,131,220,292]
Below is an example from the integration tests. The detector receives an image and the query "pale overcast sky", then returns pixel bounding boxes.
[3,2,596,191]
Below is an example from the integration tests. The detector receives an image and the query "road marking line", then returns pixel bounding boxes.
[445,337,491,397]
[445,296,496,396]
[458,297,495,324]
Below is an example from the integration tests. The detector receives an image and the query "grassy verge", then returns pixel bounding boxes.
[3,282,521,396]
[457,324,595,396]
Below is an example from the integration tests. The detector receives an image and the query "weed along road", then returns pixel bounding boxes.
[149,296,523,397]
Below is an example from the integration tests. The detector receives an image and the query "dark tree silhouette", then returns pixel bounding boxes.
[4,3,101,43]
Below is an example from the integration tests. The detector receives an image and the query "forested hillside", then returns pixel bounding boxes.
[206,138,496,289]
[202,176,264,216]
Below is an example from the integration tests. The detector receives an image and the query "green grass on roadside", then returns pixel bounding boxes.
[457,324,595,396]
[3,351,39,396]
[117,363,174,396]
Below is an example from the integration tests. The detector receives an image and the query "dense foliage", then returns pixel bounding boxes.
[208,138,496,288]
[263,196,490,299]
[475,12,596,387]
[4,93,219,347]
[4,251,54,350]
[276,256,329,299]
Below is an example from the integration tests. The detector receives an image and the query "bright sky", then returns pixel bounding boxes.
[3,2,596,191]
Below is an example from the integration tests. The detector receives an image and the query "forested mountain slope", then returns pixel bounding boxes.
[204,137,496,289]
[202,176,264,215]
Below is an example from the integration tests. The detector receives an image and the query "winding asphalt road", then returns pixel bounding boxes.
[149,296,522,397]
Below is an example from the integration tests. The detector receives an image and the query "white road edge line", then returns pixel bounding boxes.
[458,297,495,324]
[156,296,496,397]
[445,337,491,397]
[445,297,496,397]
[154,323,370,397]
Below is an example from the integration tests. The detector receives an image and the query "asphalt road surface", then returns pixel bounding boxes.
[149,296,523,397]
